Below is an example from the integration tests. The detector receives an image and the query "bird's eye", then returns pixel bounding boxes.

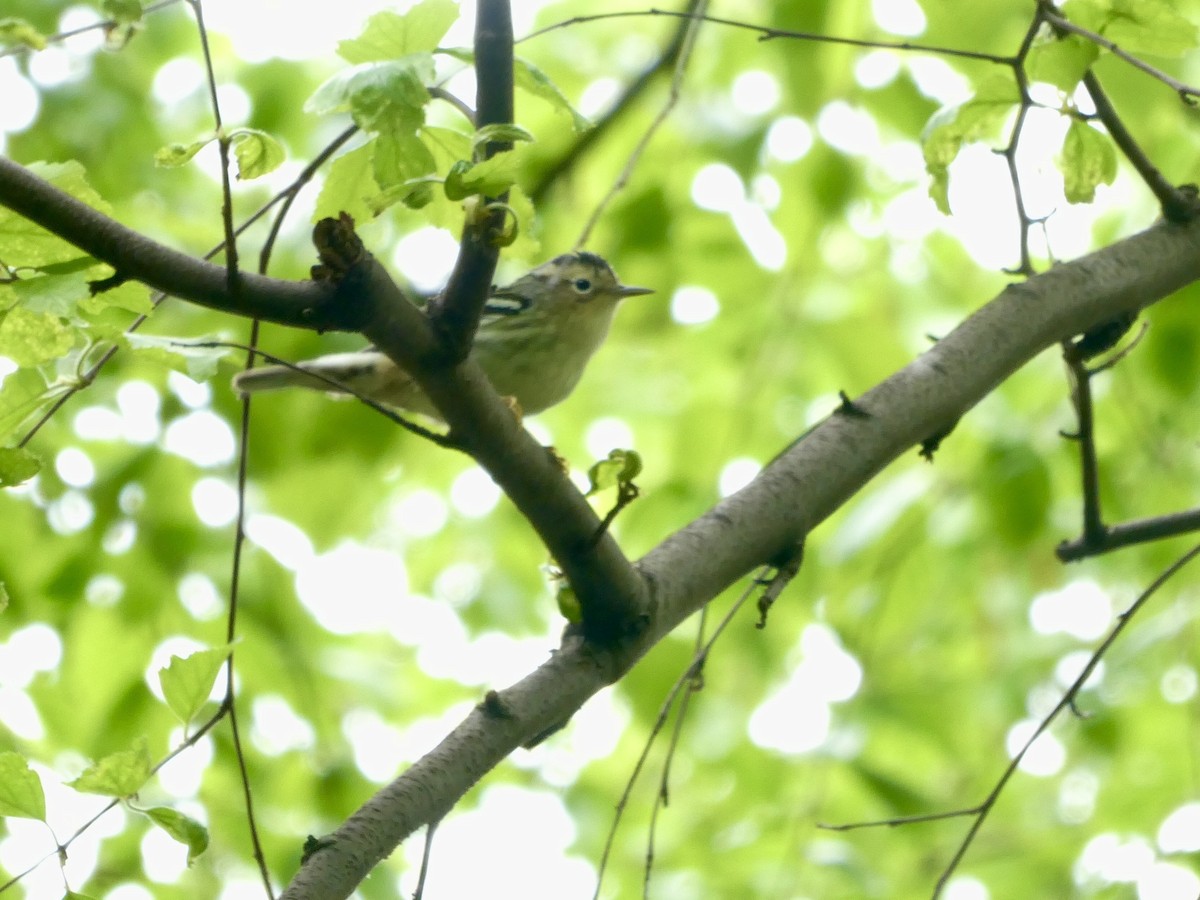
[572,278,593,294]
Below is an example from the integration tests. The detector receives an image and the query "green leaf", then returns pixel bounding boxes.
[5,272,89,318]
[513,57,592,132]
[0,17,47,50]
[305,59,432,131]
[0,752,47,820]
[337,0,459,63]
[1060,120,1117,203]
[144,806,210,864]
[124,334,229,381]
[79,278,155,316]
[314,142,380,223]
[0,162,110,268]
[587,449,644,496]
[0,447,42,488]
[102,0,143,24]
[159,644,234,725]
[922,74,1020,213]
[69,736,152,798]
[1028,34,1099,93]
[0,369,61,444]
[0,307,76,367]
[229,128,285,179]
[374,120,438,200]
[443,146,528,201]
[556,583,582,623]
[154,136,214,168]
[472,123,535,153]
[1100,0,1197,57]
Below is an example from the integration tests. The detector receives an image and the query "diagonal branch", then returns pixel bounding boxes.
[279,216,1200,900]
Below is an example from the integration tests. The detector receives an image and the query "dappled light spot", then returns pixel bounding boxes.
[165,411,236,467]
[1160,664,1197,704]
[74,405,123,441]
[0,59,39,134]
[731,70,780,117]
[386,488,449,539]
[1054,650,1104,692]
[191,476,238,527]
[1005,719,1065,776]
[245,513,315,571]
[942,876,989,900]
[141,827,188,884]
[250,694,316,756]
[178,572,223,621]
[670,286,720,326]
[717,457,760,498]
[579,77,619,118]
[55,447,94,487]
[872,0,926,36]
[1159,802,1200,854]
[392,226,459,294]
[150,57,205,108]
[584,415,634,459]
[765,116,813,163]
[433,561,483,609]
[85,574,124,607]
[1058,769,1099,825]
[0,623,63,687]
[102,518,137,555]
[48,489,93,534]
[854,50,901,90]
[691,163,744,213]
[295,541,409,634]
[116,381,161,445]
[1028,579,1113,641]
[450,466,501,518]
[166,371,212,409]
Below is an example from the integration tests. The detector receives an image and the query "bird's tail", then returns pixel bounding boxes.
[232,352,384,395]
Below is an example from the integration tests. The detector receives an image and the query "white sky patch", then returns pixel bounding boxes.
[151,56,206,107]
[433,561,483,609]
[102,519,136,558]
[942,876,989,900]
[1029,580,1114,641]
[27,45,76,89]
[215,83,253,127]
[855,50,901,89]
[165,410,237,467]
[55,447,95,488]
[450,466,502,518]
[250,694,316,756]
[751,173,781,209]
[1059,768,1098,825]
[872,0,927,36]
[692,163,744,212]
[817,101,881,157]
[1159,802,1200,854]
[392,226,459,293]
[0,687,42,740]
[295,541,409,634]
[731,69,781,116]
[732,205,786,270]
[718,457,760,497]
[167,371,213,409]
[765,115,813,163]
[1054,650,1104,692]
[178,572,224,620]
[142,826,188,883]
[584,416,634,458]
[402,784,593,899]
[907,56,973,106]
[116,381,162,445]
[0,58,39,134]
[342,707,405,782]
[192,476,239,527]
[579,77,620,118]
[245,513,314,570]
[1005,719,1065,776]
[1080,833,1155,883]
[386,488,450,539]
[0,624,64,689]
[523,689,630,788]
[749,624,862,755]
[74,404,123,441]
[670,286,720,326]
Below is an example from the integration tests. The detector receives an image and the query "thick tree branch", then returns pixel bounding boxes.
[281,215,1200,899]
[426,0,514,358]
[0,156,344,330]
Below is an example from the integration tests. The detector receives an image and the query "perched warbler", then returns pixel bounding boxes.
[233,252,652,419]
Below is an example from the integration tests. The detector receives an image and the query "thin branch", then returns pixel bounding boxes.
[1082,71,1198,222]
[1062,346,1105,544]
[528,0,704,206]
[574,0,707,248]
[1043,9,1200,104]
[425,0,514,360]
[1057,507,1200,561]
[0,0,185,59]
[0,156,342,329]
[522,9,1011,66]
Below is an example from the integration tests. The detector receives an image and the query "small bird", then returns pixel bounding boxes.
[233,252,652,419]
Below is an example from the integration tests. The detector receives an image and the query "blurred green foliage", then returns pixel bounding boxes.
[2,1,1200,898]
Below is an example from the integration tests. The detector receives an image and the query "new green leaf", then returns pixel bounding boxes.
[145,806,210,865]
[69,736,153,798]
[159,644,234,725]
[0,752,46,820]
[1061,120,1116,203]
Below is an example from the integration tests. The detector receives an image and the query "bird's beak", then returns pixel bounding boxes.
[616,284,654,298]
